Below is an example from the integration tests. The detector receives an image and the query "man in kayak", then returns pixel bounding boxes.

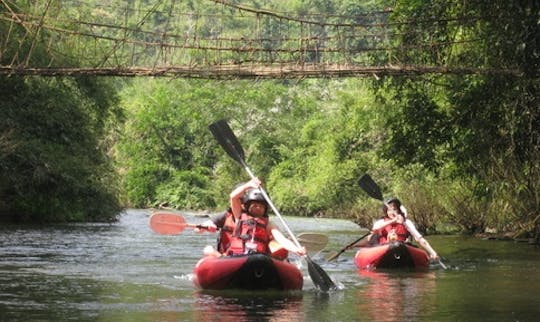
[351,197,440,260]
[197,178,306,258]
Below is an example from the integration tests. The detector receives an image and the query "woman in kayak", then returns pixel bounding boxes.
[197,178,306,258]
[351,197,439,260]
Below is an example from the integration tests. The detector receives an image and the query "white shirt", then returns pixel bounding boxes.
[404,219,423,241]
[372,218,423,241]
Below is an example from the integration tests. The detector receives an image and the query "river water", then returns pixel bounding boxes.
[1,209,539,321]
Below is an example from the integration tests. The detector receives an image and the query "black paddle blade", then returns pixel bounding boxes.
[305,256,336,292]
[358,174,383,201]
[209,119,246,166]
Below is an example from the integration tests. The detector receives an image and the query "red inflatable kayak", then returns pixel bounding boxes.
[354,241,429,270]
[193,253,303,290]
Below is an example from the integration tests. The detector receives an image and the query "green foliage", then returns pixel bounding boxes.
[2,0,538,238]
[378,81,450,171]
[116,79,220,208]
[390,165,453,234]
[267,80,381,216]
[155,168,215,209]
[116,78,318,209]
[370,0,539,236]
[0,76,122,222]
[1,2,123,223]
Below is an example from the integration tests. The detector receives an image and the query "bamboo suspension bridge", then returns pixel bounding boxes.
[0,0,523,79]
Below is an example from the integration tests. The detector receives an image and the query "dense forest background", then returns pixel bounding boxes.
[1,1,538,240]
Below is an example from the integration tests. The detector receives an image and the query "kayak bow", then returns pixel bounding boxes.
[355,241,429,270]
[193,253,303,291]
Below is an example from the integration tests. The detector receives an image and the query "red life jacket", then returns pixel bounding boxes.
[217,210,236,254]
[227,212,270,255]
[379,219,410,244]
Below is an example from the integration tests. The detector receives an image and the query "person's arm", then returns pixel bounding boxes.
[372,215,401,231]
[404,220,439,259]
[195,219,217,233]
[268,222,306,256]
[230,178,261,218]
[194,211,227,233]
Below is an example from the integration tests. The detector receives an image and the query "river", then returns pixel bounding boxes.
[1,209,539,321]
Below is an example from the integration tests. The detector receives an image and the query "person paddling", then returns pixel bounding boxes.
[350,197,440,260]
[195,208,235,255]
[197,178,306,258]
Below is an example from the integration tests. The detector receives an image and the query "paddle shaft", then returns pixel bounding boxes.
[239,162,337,291]
[242,166,304,249]
[208,119,303,249]
[327,231,371,262]
[438,259,448,269]
[149,212,215,235]
[161,222,206,229]
[151,212,327,250]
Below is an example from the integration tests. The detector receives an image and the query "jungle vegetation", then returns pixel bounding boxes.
[1,1,538,241]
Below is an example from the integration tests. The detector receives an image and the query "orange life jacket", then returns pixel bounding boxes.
[227,212,270,255]
[379,219,410,244]
[216,210,236,254]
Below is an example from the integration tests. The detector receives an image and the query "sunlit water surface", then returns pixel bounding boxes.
[1,209,539,321]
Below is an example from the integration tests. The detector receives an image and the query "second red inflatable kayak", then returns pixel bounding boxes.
[355,241,429,270]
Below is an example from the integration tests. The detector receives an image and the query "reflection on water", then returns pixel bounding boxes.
[193,291,305,322]
[1,209,540,321]
[356,271,436,322]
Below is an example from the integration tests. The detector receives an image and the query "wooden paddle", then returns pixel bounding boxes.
[297,232,329,255]
[149,211,329,255]
[149,211,210,235]
[209,119,337,292]
[358,173,448,270]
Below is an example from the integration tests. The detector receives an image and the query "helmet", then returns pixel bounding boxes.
[242,189,266,205]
